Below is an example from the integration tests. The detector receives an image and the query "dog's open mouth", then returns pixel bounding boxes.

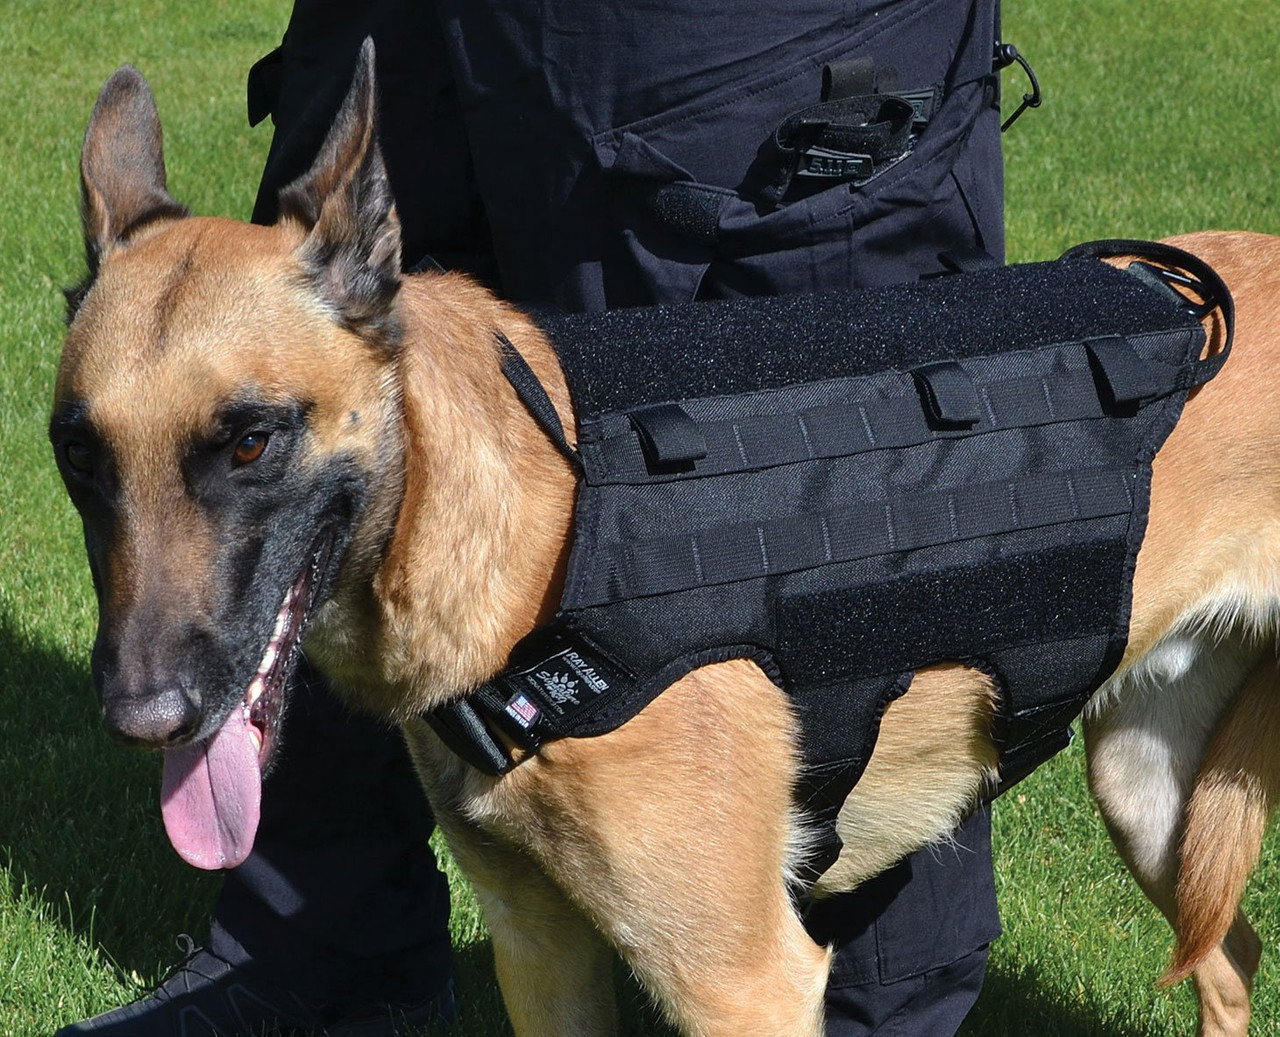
[159,533,333,870]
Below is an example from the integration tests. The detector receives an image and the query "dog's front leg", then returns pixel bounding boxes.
[458,829,619,1037]
[488,660,830,1037]
[403,719,619,1037]
[484,881,618,1037]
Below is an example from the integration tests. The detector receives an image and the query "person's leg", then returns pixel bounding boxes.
[432,0,1003,309]
[209,662,453,1014]
[430,2,1006,1032]
[807,809,999,1036]
[249,0,494,280]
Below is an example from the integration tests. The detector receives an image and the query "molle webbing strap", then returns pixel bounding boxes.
[583,466,1137,605]
[578,329,1196,486]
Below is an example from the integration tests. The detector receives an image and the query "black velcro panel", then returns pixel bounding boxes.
[542,257,1197,419]
[774,540,1129,686]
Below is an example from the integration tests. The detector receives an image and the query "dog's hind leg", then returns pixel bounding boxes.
[1084,629,1262,1037]
[1162,644,1280,1036]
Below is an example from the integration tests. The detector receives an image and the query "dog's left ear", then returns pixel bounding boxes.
[278,38,402,347]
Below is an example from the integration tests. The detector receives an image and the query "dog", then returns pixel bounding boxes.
[53,44,1280,1036]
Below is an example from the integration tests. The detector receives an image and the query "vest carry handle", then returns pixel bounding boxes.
[1060,238,1234,388]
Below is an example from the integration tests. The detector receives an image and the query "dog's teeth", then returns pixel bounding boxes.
[259,643,278,674]
[246,677,264,706]
[272,610,287,639]
[248,725,263,753]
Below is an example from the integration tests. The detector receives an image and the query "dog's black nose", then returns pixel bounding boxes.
[103,686,202,748]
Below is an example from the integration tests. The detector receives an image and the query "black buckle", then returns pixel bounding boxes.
[777,95,915,186]
[426,699,517,776]
[897,88,938,129]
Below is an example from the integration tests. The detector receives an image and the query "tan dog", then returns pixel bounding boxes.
[54,46,1280,1037]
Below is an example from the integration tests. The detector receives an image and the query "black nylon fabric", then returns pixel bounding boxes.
[252,0,1005,308]
[463,247,1220,804]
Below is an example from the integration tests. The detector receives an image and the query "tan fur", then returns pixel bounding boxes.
[61,63,1280,1036]
[817,665,1001,894]
[1166,650,1280,986]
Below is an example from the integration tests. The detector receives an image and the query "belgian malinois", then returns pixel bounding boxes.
[53,43,1280,1036]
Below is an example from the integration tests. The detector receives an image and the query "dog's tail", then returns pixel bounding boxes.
[1162,651,1280,986]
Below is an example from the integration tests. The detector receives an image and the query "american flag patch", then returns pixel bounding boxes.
[505,693,541,730]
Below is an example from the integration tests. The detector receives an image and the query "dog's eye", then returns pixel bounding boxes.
[65,442,93,475]
[232,433,268,466]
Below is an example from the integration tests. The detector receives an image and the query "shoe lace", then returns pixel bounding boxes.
[147,934,230,1003]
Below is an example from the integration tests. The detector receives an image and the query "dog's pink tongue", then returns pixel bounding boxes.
[160,705,261,870]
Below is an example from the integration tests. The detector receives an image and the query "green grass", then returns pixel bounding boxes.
[1,2,1278,1035]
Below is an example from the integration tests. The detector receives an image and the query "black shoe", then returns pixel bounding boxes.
[55,936,455,1037]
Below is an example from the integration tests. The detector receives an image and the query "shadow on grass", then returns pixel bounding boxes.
[962,960,1171,1037]
[0,613,219,983]
[435,939,1157,1037]
[424,941,681,1037]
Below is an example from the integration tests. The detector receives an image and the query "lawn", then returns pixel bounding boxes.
[1,2,1277,1035]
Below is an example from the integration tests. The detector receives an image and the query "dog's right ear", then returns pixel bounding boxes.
[277,39,402,349]
[80,66,188,277]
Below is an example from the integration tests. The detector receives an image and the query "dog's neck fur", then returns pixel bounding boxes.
[309,270,578,719]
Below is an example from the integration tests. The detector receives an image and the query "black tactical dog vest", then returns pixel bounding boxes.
[427,239,1232,869]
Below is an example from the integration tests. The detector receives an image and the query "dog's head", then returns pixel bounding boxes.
[50,42,405,868]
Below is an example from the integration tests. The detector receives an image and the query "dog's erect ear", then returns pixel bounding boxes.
[278,38,402,347]
[80,66,188,276]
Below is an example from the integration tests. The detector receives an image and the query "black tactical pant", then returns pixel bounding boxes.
[223,1,1005,1030]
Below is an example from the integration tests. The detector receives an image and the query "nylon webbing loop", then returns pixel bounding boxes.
[496,332,582,468]
[629,402,708,472]
[1087,336,1162,405]
[912,361,981,429]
